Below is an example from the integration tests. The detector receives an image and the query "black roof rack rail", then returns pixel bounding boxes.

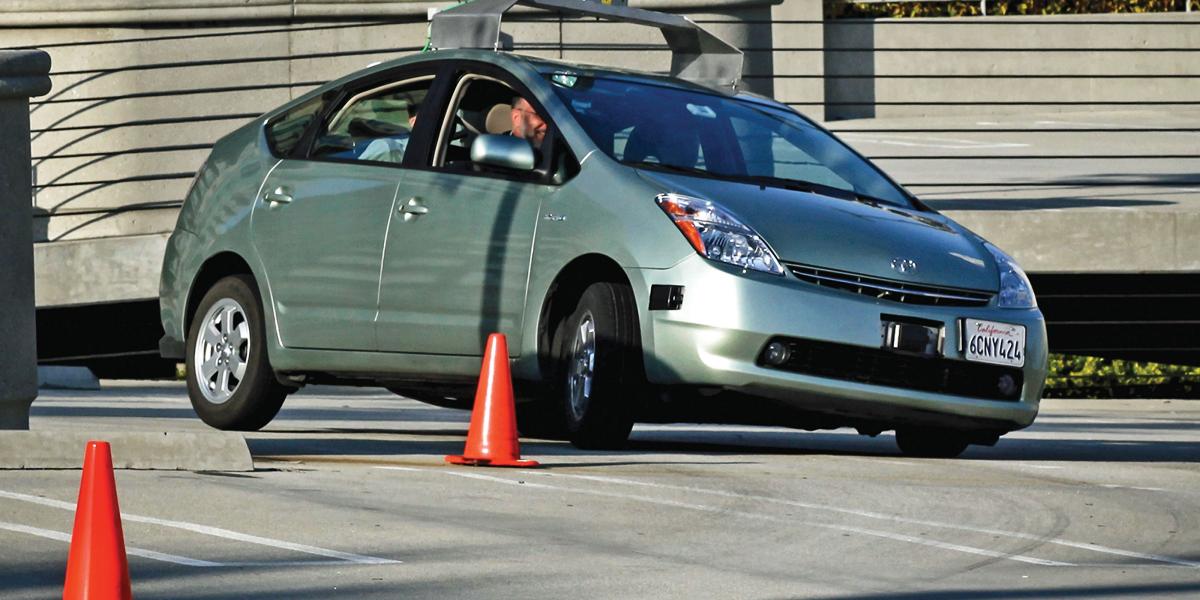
[429,0,744,90]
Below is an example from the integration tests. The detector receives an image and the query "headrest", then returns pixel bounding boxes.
[624,118,699,167]
[486,103,513,134]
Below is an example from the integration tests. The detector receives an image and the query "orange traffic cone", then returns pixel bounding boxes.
[446,333,540,468]
[64,440,132,600]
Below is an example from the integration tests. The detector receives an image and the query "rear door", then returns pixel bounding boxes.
[251,68,438,350]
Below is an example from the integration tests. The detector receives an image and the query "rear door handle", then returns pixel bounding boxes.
[263,187,293,205]
[399,197,428,220]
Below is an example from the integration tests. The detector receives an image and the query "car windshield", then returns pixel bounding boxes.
[549,74,913,207]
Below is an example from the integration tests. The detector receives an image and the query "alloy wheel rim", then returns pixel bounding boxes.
[193,298,250,405]
[567,313,596,422]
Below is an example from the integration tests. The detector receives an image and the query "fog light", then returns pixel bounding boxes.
[997,374,1019,397]
[763,341,791,366]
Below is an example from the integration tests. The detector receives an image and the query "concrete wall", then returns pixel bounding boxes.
[4,0,829,308]
[824,12,1200,120]
[8,2,1195,308]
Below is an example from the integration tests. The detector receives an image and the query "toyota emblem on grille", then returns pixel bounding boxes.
[891,258,918,274]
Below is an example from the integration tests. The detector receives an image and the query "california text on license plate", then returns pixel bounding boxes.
[963,319,1026,367]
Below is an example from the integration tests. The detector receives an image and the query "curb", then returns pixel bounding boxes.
[0,431,253,471]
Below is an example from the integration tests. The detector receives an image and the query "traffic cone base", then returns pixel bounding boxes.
[446,333,541,468]
[445,454,540,468]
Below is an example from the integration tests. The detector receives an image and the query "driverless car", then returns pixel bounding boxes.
[158,0,1046,457]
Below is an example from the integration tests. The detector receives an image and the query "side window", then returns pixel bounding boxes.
[434,76,546,171]
[311,76,434,165]
[266,96,323,157]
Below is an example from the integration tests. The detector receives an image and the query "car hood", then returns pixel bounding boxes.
[637,170,998,291]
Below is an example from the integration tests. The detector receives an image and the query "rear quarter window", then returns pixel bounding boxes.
[266,96,323,157]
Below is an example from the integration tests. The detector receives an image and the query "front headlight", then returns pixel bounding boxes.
[985,243,1036,308]
[655,193,784,276]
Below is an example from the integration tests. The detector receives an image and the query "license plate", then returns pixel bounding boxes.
[962,319,1026,367]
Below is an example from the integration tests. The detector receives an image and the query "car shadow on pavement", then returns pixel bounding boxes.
[962,437,1200,463]
[796,580,1200,600]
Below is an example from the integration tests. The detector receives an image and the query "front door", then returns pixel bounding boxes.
[376,73,555,356]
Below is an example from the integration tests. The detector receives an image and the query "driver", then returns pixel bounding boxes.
[510,96,547,149]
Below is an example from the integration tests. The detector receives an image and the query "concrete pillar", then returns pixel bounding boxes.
[0,50,51,430]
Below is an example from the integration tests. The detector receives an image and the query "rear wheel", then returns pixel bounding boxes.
[186,274,289,431]
[555,281,642,449]
[895,427,970,458]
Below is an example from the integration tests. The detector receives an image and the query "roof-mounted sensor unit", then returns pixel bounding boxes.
[429,0,744,90]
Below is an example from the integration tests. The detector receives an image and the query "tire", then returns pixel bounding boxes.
[895,427,970,458]
[516,396,569,440]
[555,281,643,449]
[185,274,289,431]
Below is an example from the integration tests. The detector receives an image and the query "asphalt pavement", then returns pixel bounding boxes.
[2,382,1198,599]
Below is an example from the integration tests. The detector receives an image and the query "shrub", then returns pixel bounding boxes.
[1044,354,1200,399]
[826,0,1197,18]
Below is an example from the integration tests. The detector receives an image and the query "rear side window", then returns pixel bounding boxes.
[266,96,323,157]
[312,77,434,165]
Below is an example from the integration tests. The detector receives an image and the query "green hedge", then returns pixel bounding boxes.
[827,0,1198,18]
[1044,354,1200,398]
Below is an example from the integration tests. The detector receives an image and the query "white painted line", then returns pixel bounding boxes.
[836,132,1029,150]
[0,521,222,567]
[1099,484,1167,492]
[379,467,1071,567]
[518,471,1200,569]
[835,456,921,467]
[0,490,399,565]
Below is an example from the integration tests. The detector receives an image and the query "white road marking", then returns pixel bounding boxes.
[0,490,399,565]
[835,456,921,467]
[837,132,1029,150]
[1099,484,1167,492]
[379,467,1070,567]
[0,521,222,567]
[515,471,1200,569]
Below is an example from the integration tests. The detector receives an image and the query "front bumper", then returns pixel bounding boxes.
[629,255,1047,432]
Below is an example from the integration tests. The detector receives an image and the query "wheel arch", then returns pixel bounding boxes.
[185,252,258,336]
[535,253,638,378]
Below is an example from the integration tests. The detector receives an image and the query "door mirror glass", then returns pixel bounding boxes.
[470,134,536,172]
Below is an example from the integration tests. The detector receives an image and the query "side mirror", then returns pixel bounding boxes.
[470,134,536,172]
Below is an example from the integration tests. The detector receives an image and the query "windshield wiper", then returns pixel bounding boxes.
[625,162,913,209]
[624,161,715,178]
[711,172,854,199]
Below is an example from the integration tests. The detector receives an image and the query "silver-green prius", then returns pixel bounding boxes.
[159,47,1046,458]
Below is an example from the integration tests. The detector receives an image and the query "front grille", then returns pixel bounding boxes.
[760,337,1024,402]
[785,263,993,307]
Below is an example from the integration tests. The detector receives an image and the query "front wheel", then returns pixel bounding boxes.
[556,282,643,449]
[185,274,289,431]
[895,427,970,458]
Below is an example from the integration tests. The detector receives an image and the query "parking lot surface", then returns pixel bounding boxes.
[1,382,1196,598]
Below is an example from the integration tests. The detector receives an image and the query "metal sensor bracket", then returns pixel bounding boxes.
[429,0,744,89]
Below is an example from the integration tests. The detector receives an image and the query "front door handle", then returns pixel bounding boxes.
[399,197,428,221]
[263,187,293,206]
